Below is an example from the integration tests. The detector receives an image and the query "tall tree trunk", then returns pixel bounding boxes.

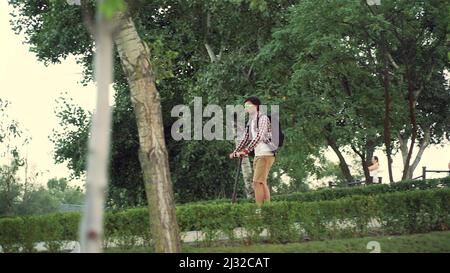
[351,139,376,182]
[381,49,394,183]
[113,10,180,253]
[204,11,220,63]
[407,128,430,179]
[326,136,353,183]
[399,127,430,180]
[365,140,375,178]
[402,69,419,181]
[398,132,409,167]
[79,7,112,253]
[351,145,367,181]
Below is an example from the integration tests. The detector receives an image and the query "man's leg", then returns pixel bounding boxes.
[262,183,271,203]
[253,181,265,207]
[253,157,264,207]
[262,156,274,203]
[252,156,275,207]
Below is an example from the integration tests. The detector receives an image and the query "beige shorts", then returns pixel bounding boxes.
[252,155,275,184]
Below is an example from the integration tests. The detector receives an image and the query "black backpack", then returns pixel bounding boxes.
[247,114,284,157]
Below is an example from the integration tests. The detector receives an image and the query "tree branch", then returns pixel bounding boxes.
[387,53,399,70]
[397,131,408,166]
[205,43,218,63]
[80,0,96,36]
[410,126,431,173]
[204,11,218,63]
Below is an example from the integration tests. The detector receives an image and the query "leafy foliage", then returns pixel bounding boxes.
[2,186,449,251]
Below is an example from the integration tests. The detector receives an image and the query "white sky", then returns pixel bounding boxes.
[1,2,449,190]
[0,1,97,187]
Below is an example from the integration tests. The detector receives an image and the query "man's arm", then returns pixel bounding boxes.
[233,125,250,156]
[242,115,269,155]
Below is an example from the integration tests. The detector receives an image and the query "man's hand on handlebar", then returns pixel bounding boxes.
[229,151,247,159]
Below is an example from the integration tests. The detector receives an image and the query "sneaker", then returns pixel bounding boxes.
[255,208,262,215]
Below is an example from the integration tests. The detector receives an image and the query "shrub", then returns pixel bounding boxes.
[1,186,449,251]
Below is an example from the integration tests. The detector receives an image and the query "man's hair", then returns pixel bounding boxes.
[373,156,379,162]
[244,96,261,111]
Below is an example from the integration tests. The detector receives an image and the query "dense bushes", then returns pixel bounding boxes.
[184,176,450,205]
[1,187,449,251]
[272,176,450,203]
[103,208,152,249]
[0,212,80,252]
[176,189,450,245]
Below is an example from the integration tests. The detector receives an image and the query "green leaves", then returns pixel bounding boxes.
[257,0,449,183]
[50,95,90,179]
[98,0,126,19]
[248,0,268,13]
[146,36,179,84]
[9,0,449,207]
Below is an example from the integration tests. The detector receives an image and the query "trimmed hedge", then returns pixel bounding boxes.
[0,212,80,252]
[103,208,152,249]
[1,187,449,251]
[184,176,450,205]
[272,176,450,202]
[176,188,450,245]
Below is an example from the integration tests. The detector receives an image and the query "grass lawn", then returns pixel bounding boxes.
[105,230,450,253]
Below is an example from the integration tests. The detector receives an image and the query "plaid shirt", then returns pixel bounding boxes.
[233,113,273,155]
